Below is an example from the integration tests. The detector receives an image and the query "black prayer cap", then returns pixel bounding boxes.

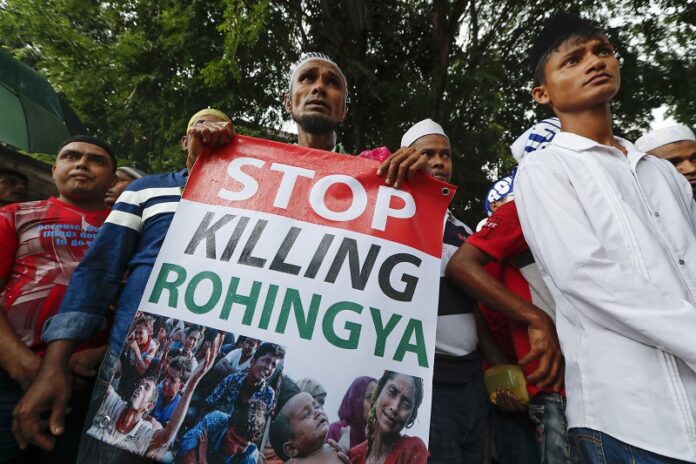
[58,135,117,170]
[528,13,602,74]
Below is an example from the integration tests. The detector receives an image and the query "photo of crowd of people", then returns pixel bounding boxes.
[86,313,285,463]
[82,312,428,464]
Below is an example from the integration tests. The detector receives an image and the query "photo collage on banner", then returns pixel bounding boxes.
[88,135,455,463]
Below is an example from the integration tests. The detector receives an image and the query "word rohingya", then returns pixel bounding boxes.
[148,262,429,368]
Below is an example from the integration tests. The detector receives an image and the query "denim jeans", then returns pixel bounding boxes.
[529,392,570,463]
[569,428,694,464]
[428,375,488,464]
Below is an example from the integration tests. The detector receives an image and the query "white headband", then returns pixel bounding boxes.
[401,119,449,147]
[635,125,696,153]
[288,52,348,100]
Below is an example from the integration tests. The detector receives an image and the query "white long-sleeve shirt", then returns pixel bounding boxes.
[515,132,696,461]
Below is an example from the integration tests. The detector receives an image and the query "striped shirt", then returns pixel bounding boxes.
[434,212,482,384]
[42,170,186,351]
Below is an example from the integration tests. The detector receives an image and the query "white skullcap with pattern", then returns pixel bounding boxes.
[635,125,696,153]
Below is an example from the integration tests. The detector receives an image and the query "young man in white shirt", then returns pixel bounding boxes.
[515,13,696,463]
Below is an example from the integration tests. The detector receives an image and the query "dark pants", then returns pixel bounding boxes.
[569,428,693,464]
[490,406,540,464]
[428,375,488,464]
[0,370,23,464]
[0,369,91,464]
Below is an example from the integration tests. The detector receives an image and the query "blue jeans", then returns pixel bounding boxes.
[529,392,570,463]
[428,375,488,464]
[569,428,693,464]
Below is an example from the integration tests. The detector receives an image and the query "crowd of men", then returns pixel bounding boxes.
[0,11,695,464]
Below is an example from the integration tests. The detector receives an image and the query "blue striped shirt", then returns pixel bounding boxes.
[42,169,187,351]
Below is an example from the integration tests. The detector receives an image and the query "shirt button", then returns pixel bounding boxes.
[678,259,686,265]
[98,415,111,429]
[654,211,660,217]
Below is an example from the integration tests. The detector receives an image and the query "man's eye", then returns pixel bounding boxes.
[563,57,577,66]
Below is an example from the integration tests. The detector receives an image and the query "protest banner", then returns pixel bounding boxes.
[86,135,455,462]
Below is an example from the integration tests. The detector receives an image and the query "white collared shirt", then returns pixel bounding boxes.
[515,132,696,461]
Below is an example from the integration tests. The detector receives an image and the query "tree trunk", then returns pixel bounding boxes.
[429,0,468,122]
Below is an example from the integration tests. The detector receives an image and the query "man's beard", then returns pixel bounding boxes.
[296,114,339,135]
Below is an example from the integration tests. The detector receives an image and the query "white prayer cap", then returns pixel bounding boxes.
[401,119,449,147]
[117,166,146,179]
[510,117,560,162]
[635,125,696,153]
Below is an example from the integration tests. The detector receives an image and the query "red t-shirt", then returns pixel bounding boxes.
[0,197,110,352]
[466,201,563,397]
[349,436,428,464]
[477,262,516,362]
[466,201,528,262]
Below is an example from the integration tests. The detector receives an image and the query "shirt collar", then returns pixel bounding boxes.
[551,132,647,161]
[619,137,649,170]
[551,132,604,151]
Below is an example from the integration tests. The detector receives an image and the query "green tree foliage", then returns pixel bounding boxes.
[1,0,693,223]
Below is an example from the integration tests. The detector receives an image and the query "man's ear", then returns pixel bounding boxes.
[283,94,292,114]
[340,100,348,123]
[532,84,550,105]
[283,441,299,458]
[181,135,188,151]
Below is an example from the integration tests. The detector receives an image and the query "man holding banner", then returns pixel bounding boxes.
[15,52,435,463]
[396,120,488,463]
[128,131,452,463]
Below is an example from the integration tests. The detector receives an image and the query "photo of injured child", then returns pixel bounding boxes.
[269,391,347,463]
[267,370,427,464]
